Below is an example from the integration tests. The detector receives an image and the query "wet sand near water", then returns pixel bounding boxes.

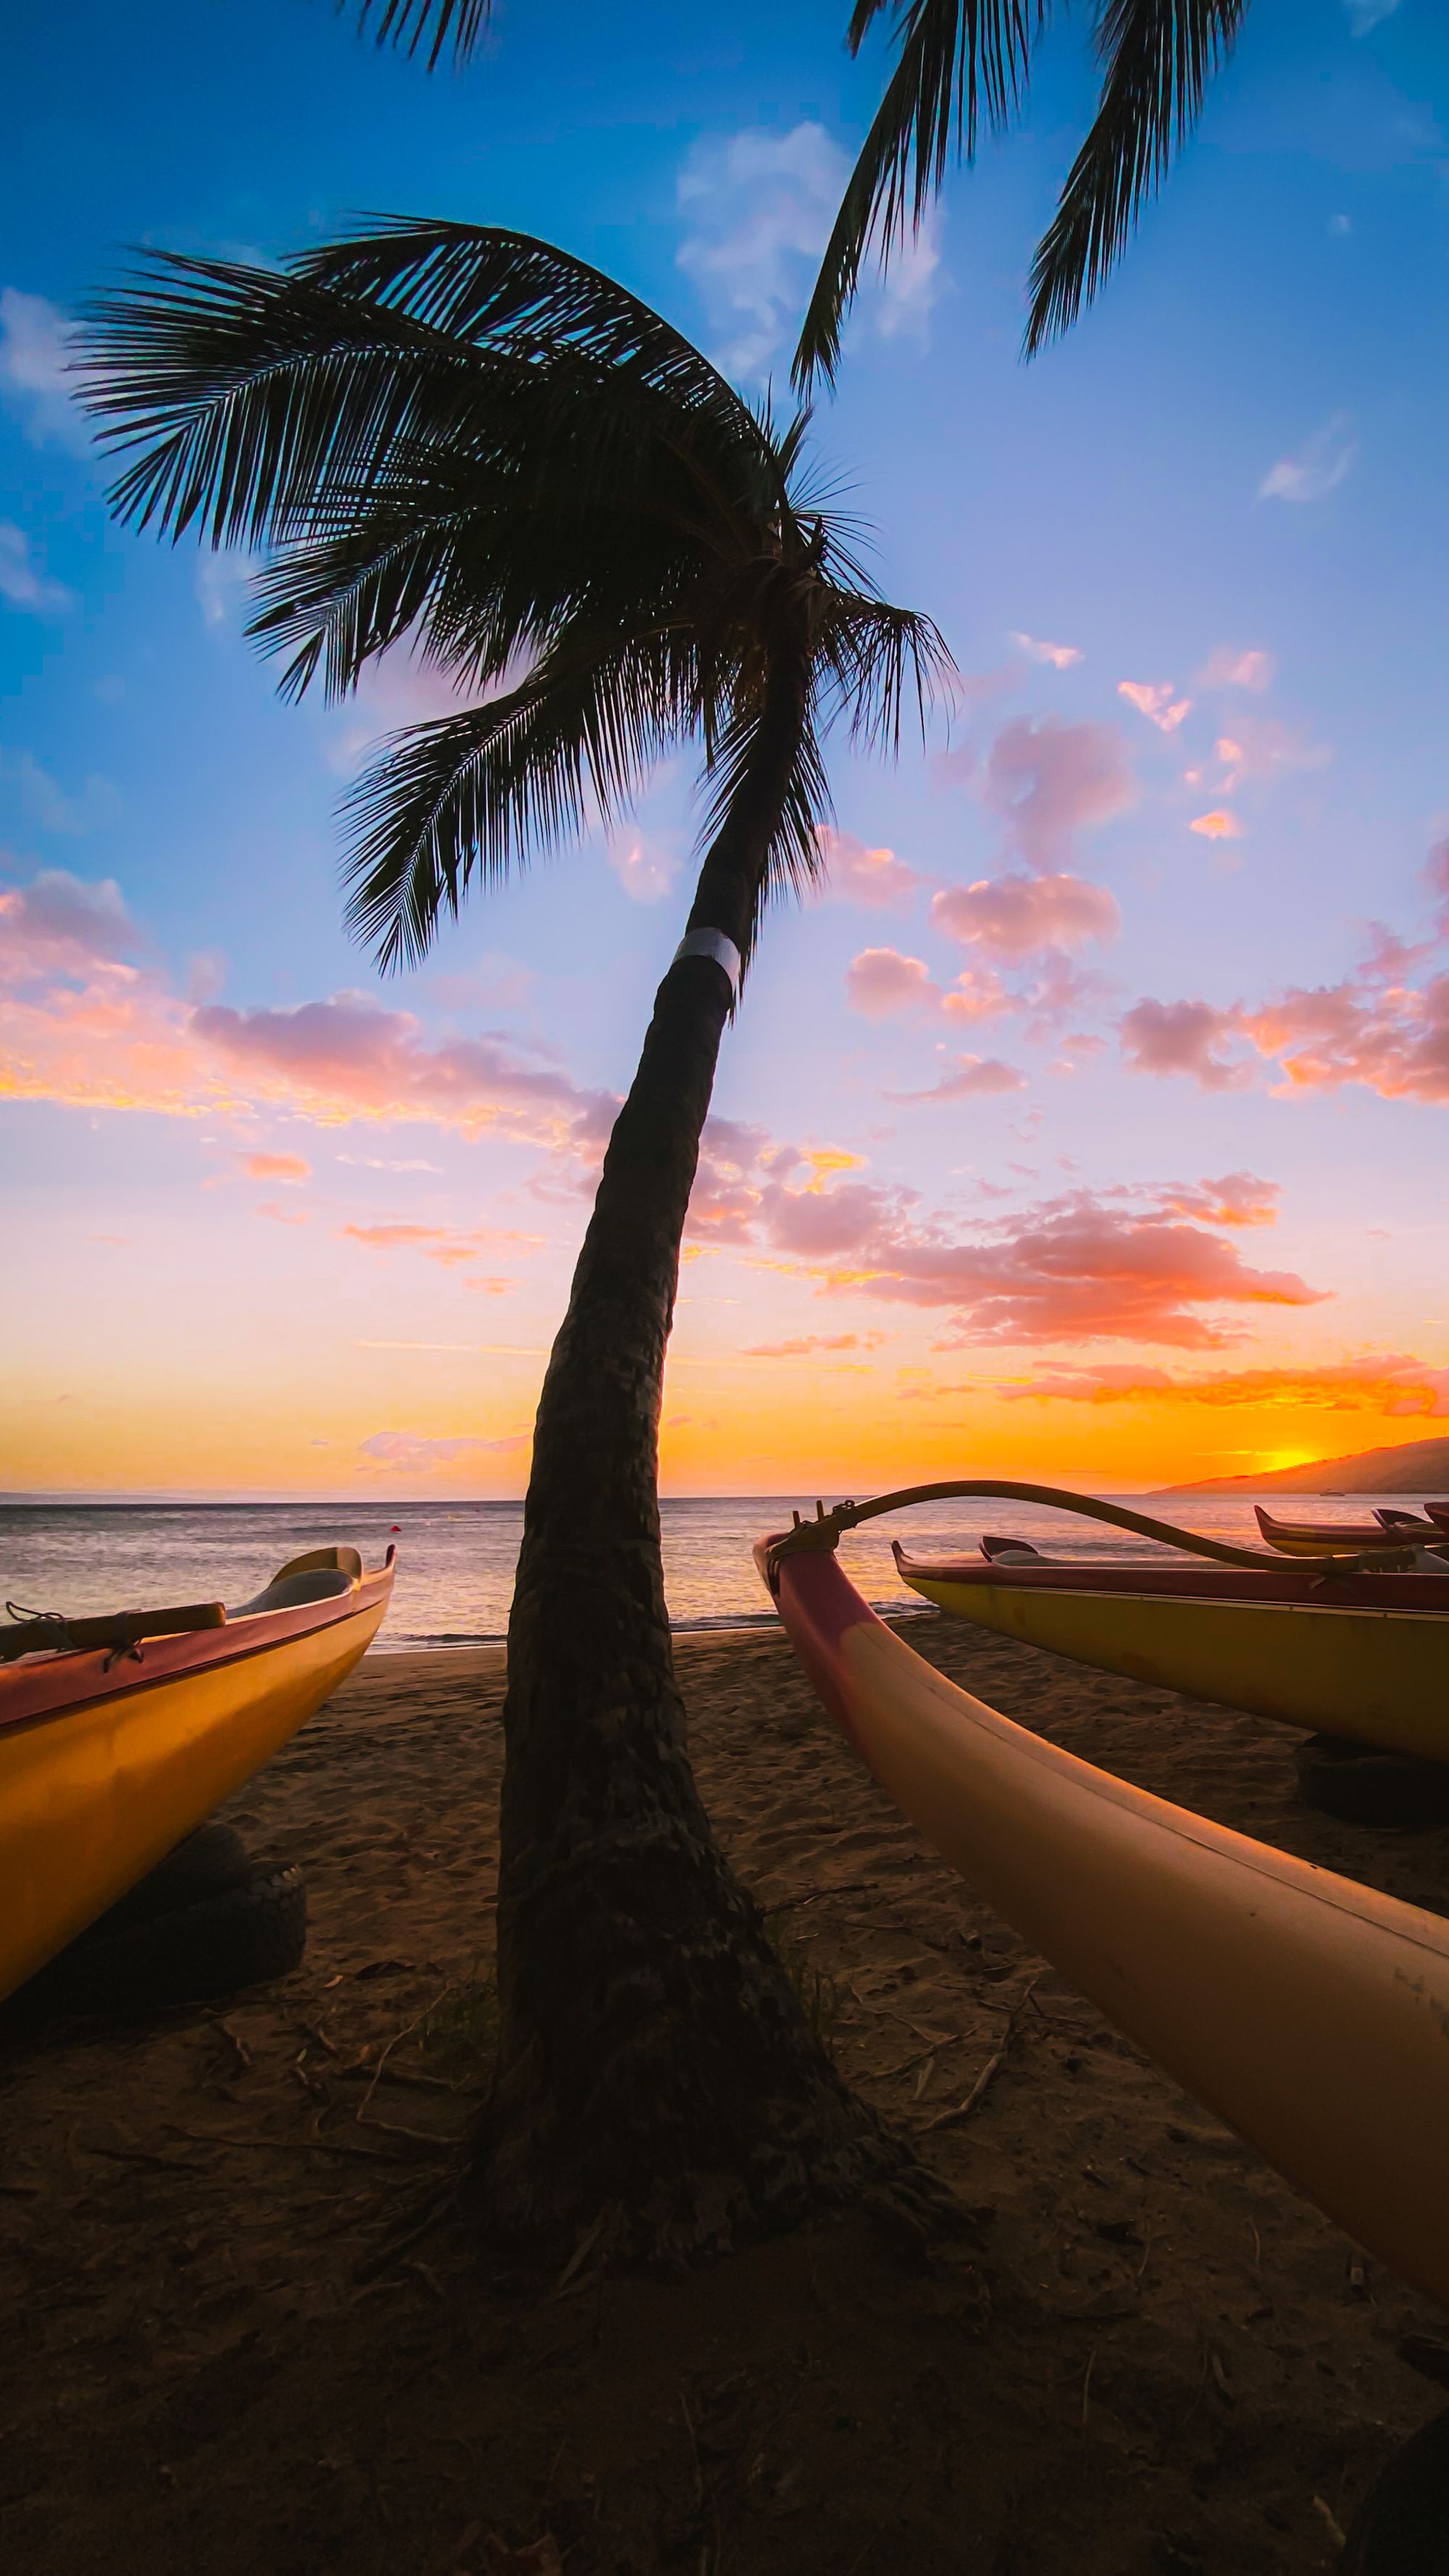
[4,1615,1449,2574]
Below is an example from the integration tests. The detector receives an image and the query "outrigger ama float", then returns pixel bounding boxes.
[0,1543,395,2003]
[756,1486,1449,2311]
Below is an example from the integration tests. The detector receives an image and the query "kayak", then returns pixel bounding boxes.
[756,1518,1449,2312]
[893,1539,1449,1760]
[0,1543,394,2002]
[1254,1504,1421,1556]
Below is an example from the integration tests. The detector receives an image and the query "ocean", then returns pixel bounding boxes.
[2,1491,1438,1651]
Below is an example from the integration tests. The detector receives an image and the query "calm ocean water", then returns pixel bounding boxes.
[2,1491,1439,1651]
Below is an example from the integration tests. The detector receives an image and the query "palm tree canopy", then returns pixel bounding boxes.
[79,222,948,970]
[794,0,1246,385]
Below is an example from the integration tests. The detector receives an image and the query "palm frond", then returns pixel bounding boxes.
[818,591,953,754]
[342,635,690,967]
[1024,0,1245,353]
[794,0,1045,390]
[345,0,490,67]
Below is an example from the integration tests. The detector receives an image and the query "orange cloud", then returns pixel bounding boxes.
[1004,1356,1449,1416]
[240,1150,311,1184]
[340,1221,542,1268]
[1189,810,1243,841]
[0,869,617,1150]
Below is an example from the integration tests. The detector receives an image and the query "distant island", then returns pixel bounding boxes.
[1156,1433,1449,1498]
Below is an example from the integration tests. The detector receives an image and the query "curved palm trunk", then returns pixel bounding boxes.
[484,656,897,2256]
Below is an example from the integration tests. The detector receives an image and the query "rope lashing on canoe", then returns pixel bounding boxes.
[761,1479,1419,1594]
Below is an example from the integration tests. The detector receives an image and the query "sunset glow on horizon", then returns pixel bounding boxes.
[4,0,1448,1502]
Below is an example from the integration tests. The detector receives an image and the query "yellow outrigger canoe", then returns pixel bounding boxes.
[756,1510,1449,2311]
[816,1479,1449,1762]
[0,1542,394,2002]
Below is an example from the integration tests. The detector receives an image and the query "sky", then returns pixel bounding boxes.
[3,0,1448,1499]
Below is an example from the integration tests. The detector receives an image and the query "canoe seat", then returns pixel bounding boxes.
[231,1569,354,1618]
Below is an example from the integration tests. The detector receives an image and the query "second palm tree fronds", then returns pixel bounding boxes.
[796,0,1248,382]
[80,221,951,2254]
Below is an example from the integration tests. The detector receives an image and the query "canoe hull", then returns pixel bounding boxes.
[1,1568,391,2002]
[899,1568,1449,1760]
[759,1536,1449,2312]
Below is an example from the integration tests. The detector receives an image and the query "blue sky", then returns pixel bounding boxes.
[4,0,1449,1496]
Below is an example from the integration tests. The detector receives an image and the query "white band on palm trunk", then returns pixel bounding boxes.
[672,928,742,995]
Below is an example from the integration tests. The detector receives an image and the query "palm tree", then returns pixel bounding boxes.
[80,220,950,2255]
[796,0,1248,380]
[334,2,1249,372]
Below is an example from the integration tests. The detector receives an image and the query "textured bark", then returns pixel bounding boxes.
[481,651,903,2257]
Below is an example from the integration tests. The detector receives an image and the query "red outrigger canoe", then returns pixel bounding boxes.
[1,1543,395,2001]
[756,1508,1449,2311]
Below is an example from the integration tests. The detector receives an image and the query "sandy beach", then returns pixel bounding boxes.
[4,1613,1449,2574]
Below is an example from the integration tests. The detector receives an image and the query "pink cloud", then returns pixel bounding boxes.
[817,827,922,908]
[1118,680,1190,734]
[0,868,139,983]
[0,870,619,1151]
[888,1054,1027,1102]
[1199,647,1276,693]
[930,872,1120,959]
[254,1199,308,1226]
[983,718,1135,869]
[1189,810,1243,842]
[240,1150,311,1184]
[1119,998,1247,1092]
[844,946,1014,1025]
[191,995,617,1148]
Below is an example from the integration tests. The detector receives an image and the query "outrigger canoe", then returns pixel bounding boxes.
[756,1510,1449,2312]
[896,1526,1449,1760]
[0,1542,394,2003]
[1253,1503,1438,1555]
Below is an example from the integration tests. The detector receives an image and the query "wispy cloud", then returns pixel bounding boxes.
[1259,414,1358,504]
[0,523,72,616]
[1344,0,1401,35]
[0,288,86,451]
[676,122,940,380]
[359,1429,532,1472]
[817,827,923,910]
[1008,632,1082,670]
[982,718,1135,871]
[1198,646,1275,692]
[0,751,120,837]
[608,830,679,904]
[1006,1351,1449,1417]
